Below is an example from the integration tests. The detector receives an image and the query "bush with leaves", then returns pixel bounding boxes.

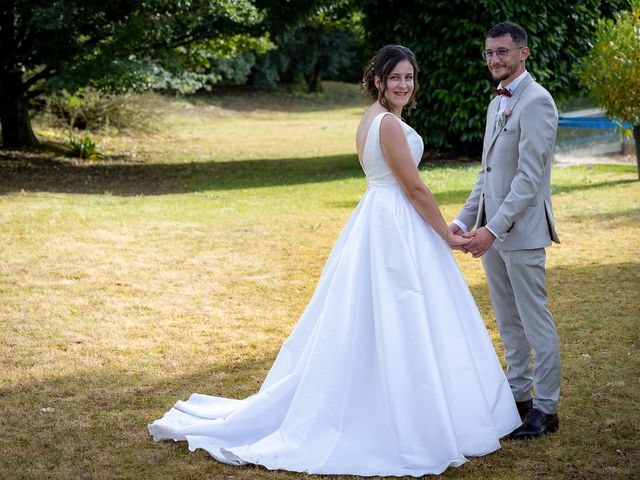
[579,0,640,176]
[1,0,340,148]
[360,0,630,153]
[68,135,102,160]
[45,89,149,132]
[251,2,365,92]
[147,37,273,94]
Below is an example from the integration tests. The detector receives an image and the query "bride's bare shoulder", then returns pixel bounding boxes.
[356,105,393,161]
[357,106,387,136]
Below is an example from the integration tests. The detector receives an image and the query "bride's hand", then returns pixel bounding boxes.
[445,230,471,249]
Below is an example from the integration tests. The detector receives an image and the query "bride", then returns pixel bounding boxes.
[149,44,521,476]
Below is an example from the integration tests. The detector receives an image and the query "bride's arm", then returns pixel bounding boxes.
[379,115,469,248]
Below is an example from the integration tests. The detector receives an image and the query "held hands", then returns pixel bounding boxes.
[449,224,496,257]
[444,228,471,249]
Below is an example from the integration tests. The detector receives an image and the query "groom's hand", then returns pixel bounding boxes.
[463,227,495,258]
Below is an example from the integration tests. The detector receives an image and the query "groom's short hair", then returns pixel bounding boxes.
[487,22,528,47]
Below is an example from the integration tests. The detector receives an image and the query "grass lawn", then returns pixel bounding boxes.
[0,82,638,479]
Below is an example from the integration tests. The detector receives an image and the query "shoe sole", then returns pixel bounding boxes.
[508,424,559,440]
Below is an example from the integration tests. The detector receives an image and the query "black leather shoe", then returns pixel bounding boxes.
[508,408,559,439]
[515,399,533,420]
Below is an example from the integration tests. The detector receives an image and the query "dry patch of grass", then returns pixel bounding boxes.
[1,84,638,479]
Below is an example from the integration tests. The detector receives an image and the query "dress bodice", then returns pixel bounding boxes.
[362,112,424,189]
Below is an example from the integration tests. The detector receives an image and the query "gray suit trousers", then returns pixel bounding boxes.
[481,246,561,414]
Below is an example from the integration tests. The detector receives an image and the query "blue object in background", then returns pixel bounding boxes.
[555,109,630,154]
[558,116,632,129]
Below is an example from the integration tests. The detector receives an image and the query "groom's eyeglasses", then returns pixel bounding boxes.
[482,47,523,61]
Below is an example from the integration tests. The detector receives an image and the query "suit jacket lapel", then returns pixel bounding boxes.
[486,74,535,152]
[487,98,502,148]
[506,74,533,116]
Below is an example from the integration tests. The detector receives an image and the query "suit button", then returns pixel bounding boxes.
[486,167,492,172]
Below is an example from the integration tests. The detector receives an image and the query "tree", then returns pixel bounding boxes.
[0,0,270,148]
[580,0,640,178]
[250,1,364,92]
[360,0,631,153]
[1,0,342,149]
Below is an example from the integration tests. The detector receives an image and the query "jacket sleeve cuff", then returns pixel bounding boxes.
[452,219,469,233]
[485,225,501,241]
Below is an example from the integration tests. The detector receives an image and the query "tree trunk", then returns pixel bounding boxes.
[0,70,38,148]
[634,124,640,181]
[305,27,322,93]
[306,64,322,93]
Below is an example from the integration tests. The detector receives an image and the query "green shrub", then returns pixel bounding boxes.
[46,88,147,132]
[360,0,631,152]
[580,0,640,130]
[68,134,102,160]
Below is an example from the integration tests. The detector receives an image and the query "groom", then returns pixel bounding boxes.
[451,22,561,439]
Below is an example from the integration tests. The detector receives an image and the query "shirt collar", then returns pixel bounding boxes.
[499,70,528,94]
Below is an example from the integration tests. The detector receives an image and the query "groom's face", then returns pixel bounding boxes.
[485,34,529,85]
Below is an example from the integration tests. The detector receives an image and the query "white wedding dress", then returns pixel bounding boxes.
[149,112,521,476]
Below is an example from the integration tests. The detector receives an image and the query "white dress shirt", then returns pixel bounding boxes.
[453,70,529,238]
[497,70,528,116]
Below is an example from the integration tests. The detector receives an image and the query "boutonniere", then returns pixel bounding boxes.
[497,107,513,129]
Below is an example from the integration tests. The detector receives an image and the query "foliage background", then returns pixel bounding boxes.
[359,0,631,152]
[0,0,635,151]
[580,0,640,128]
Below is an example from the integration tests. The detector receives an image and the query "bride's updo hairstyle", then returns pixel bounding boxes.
[363,45,420,112]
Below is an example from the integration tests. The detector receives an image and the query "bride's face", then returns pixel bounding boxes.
[376,60,414,113]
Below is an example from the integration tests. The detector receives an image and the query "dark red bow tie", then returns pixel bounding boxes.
[493,88,512,97]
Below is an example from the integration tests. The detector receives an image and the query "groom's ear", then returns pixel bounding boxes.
[520,47,530,62]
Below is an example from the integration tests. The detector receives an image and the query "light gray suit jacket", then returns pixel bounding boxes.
[456,74,560,251]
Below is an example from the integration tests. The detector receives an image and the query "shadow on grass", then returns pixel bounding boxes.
[1,150,635,213]
[552,178,637,196]
[465,260,639,477]
[0,348,289,479]
[1,262,638,479]
[0,152,363,196]
[466,260,639,359]
[0,150,474,206]
[568,206,640,226]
